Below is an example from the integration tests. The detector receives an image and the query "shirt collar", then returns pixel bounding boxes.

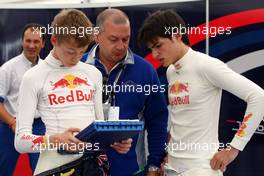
[173,47,193,70]
[85,44,134,66]
[45,51,66,68]
[21,52,41,67]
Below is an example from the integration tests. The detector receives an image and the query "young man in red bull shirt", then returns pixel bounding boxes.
[138,9,264,176]
[0,23,46,175]
[15,9,131,176]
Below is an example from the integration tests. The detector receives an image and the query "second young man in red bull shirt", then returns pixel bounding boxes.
[138,9,264,176]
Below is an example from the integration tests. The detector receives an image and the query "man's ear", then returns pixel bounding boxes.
[50,36,57,46]
[94,33,99,44]
[172,33,182,42]
[41,40,45,48]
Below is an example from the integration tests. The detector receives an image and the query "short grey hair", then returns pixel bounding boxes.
[96,8,129,32]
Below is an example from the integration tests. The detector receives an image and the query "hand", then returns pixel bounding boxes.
[111,138,132,154]
[160,154,168,176]
[147,171,160,176]
[210,146,239,172]
[49,128,83,151]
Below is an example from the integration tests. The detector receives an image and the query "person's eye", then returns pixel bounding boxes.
[67,51,75,55]
[122,38,129,43]
[34,40,40,44]
[156,43,161,48]
[109,38,117,42]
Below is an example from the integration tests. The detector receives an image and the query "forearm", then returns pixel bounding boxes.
[94,74,104,120]
[147,110,168,167]
[15,128,67,153]
[203,59,264,150]
[15,130,48,153]
[230,94,264,150]
[147,131,168,167]
[229,75,264,150]
[15,128,83,154]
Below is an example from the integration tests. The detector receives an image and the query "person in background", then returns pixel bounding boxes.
[0,23,46,175]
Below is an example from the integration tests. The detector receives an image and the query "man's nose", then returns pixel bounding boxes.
[152,49,159,58]
[116,40,126,50]
[28,42,35,48]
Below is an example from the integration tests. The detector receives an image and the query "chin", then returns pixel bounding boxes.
[161,63,169,67]
[65,62,77,67]
[71,62,78,66]
[26,54,35,59]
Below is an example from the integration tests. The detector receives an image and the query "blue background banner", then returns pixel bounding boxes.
[0,1,263,175]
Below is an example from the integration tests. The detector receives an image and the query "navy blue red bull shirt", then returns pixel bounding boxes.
[82,45,168,176]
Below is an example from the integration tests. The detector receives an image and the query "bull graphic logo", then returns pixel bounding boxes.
[50,74,90,90]
[169,81,188,95]
[236,113,253,137]
[31,136,44,148]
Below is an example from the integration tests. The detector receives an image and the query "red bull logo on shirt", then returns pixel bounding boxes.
[226,114,264,136]
[31,136,44,148]
[48,74,94,105]
[236,113,253,137]
[50,74,90,90]
[169,81,189,95]
[169,81,190,106]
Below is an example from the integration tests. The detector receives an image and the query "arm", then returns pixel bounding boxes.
[15,72,45,153]
[0,66,16,131]
[94,69,104,120]
[0,104,16,132]
[15,72,82,153]
[144,69,169,170]
[201,58,264,170]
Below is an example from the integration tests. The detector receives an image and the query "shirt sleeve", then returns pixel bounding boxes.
[166,65,175,133]
[94,68,104,120]
[144,68,168,167]
[201,58,264,151]
[15,72,46,153]
[0,65,11,101]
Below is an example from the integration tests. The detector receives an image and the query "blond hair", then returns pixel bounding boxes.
[51,9,93,47]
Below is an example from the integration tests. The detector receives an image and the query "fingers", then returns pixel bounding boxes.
[210,151,229,172]
[67,127,81,133]
[68,135,82,144]
[160,154,168,175]
[65,128,82,144]
[111,142,130,154]
[53,128,82,146]
[220,163,227,172]
[163,154,168,163]
[111,138,133,154]
[121,138,133,144]
[210,157,217,170]
[146,171,160,176]
[214,159,222,171]
[210,153,223,171]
